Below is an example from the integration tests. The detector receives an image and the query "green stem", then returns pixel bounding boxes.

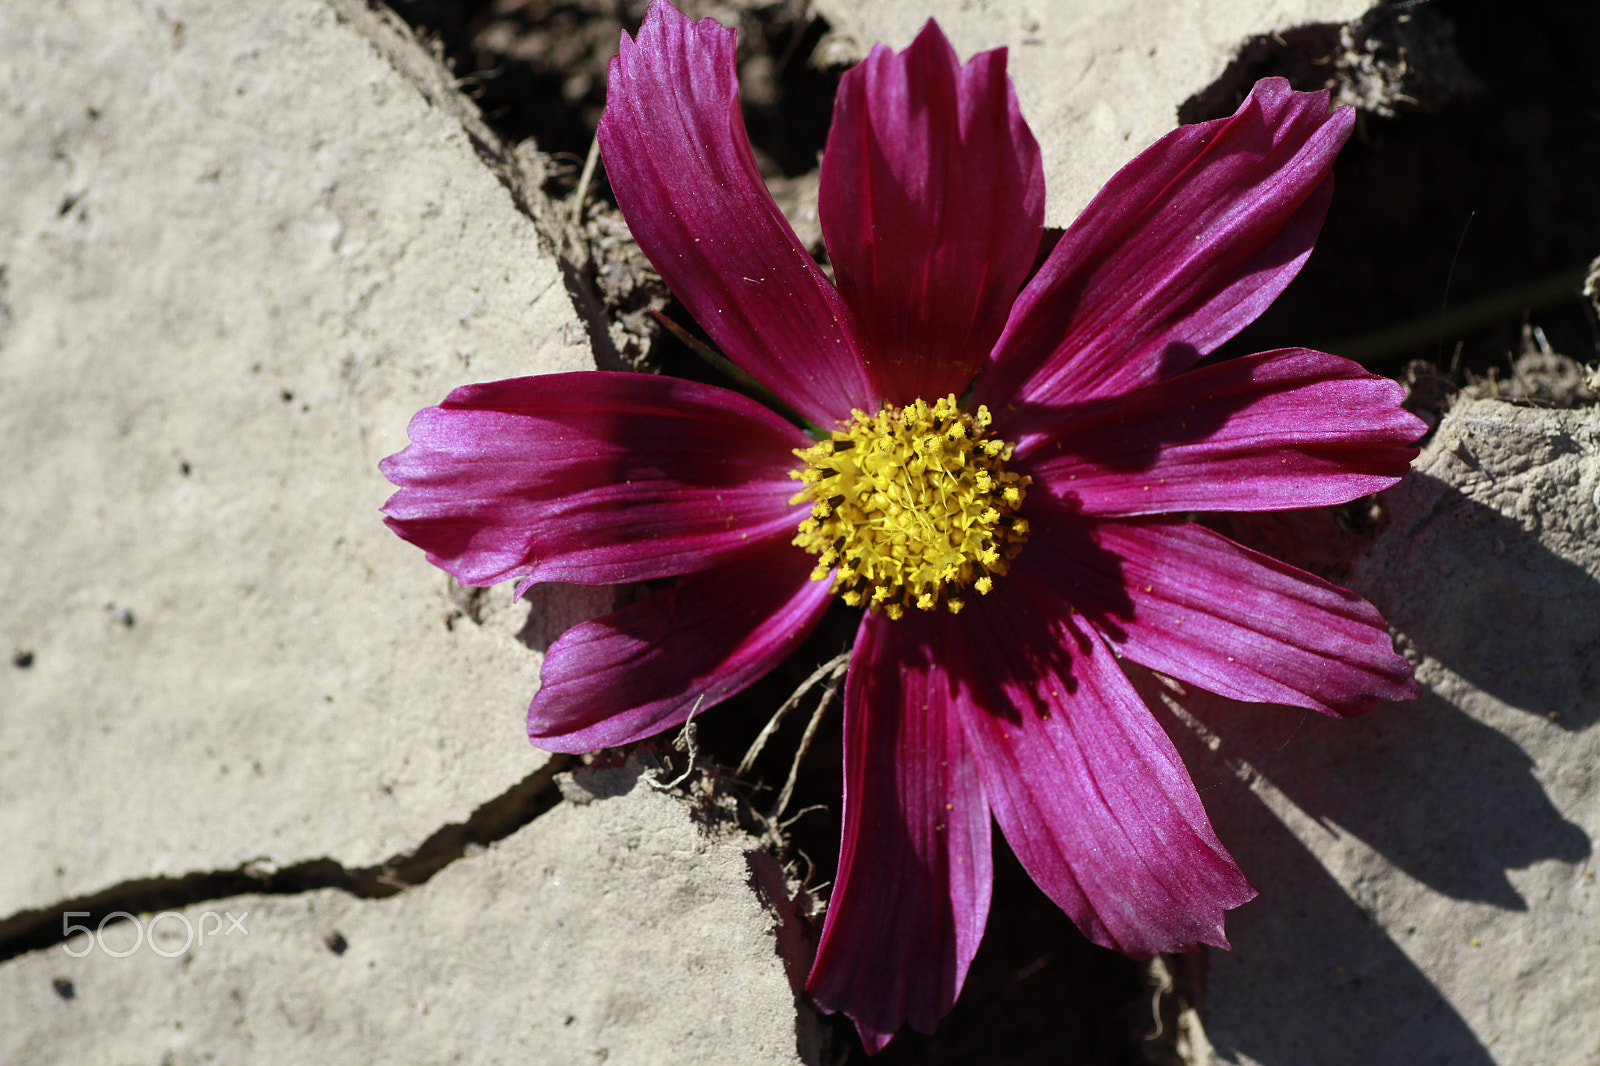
[648,310,825,436]
[1332,268,1589,363]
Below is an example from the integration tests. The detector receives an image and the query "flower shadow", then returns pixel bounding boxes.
[1135,671,1539,1065]
[1148,698,1502,1066]
[1148,674,1588,911]
[1351,470,1600,732]
[1119,453,1600,1064]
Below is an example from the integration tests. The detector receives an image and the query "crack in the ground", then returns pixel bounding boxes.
[0,754,571,964]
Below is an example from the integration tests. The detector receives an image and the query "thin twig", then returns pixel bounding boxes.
[569,135,601,231]
[652,694,705,790]
[647,309,822,436]
[738,652,849,776]
[770,664,845,822]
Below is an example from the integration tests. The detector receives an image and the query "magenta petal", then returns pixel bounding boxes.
[954,585,1255,955]
[379,371,809,587]
[977,78,1353,435]
[527,537,832,752]
[806,610,992,1051]
[820,20,1045,402]
[597,0,877,425]
[1023,515,1418,716]
[1023,348,1427,512]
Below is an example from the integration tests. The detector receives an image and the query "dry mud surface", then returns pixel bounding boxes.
[2,1,1598,1064]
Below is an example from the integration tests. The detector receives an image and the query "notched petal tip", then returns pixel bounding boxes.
[1243,74,1350,129]
[632,0,735,55]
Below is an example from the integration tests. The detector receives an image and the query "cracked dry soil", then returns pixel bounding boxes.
[4,1,1599,1064]
[0,758,572,965]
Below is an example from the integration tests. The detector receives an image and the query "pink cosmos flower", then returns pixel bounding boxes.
[381,0,1424,1050]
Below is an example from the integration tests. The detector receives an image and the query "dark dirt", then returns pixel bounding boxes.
[1213,0,1600,383]
[387,1,1600,1062]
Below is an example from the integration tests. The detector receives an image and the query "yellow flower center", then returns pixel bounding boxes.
[789,395,1030,619]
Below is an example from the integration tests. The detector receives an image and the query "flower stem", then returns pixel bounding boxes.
[648,309,825,436]
[1334,268,1589,364]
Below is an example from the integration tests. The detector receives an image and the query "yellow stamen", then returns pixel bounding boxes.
[789,395,1030,617]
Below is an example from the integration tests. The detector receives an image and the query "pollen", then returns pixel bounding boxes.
[789,395,1030,619]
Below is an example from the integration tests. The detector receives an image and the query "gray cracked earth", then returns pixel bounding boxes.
[2,1,1596,1064]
